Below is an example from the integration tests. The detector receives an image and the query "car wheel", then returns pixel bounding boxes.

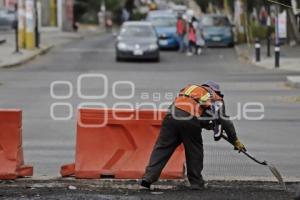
[116,55,122,62]
[228,42,235,48]
[154,56,160,63]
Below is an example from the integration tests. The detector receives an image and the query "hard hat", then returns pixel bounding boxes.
[203,81,221,92]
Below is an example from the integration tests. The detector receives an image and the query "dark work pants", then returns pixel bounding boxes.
[143,108,204,186]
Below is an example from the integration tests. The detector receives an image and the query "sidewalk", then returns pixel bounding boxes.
[236,43,300,88]
[235,43,300,72]
[0,26,103,68]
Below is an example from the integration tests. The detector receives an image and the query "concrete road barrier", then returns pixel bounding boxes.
[61,108,185,179]
[0,109,33,180]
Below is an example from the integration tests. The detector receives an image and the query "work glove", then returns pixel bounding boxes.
[233,139,246,152]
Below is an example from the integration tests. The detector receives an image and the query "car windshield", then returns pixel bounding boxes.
[120,25,155,38]
[150,17,176,27]
[0,10,7,17]
[0,9,15,19]
[202,16,230,27]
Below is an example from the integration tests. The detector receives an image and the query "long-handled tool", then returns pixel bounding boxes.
[221,134,286,190]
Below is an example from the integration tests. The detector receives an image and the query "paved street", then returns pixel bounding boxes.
[0,179,297,200]
[0,32,300,182]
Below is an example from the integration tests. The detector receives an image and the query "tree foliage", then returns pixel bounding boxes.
[74,0,123,23]
[195,0,273,13]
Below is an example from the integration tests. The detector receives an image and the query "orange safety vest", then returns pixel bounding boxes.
[174,85,223,117]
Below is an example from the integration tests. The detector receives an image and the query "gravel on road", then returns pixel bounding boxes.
[0,179,298,200]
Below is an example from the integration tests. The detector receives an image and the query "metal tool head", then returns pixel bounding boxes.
[220,134,286,190]
[267,163,286,191]
[261,160,268,166]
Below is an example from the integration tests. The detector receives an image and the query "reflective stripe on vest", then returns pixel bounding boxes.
[182,85,211,104]
[175,85,223,117]
[184,85,198,96]
[199,92,211,104]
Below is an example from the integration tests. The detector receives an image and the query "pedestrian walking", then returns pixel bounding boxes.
[105,17,113,32]
[187,22,197,56]
[176,14,187,53]
[259,6,268,26]
[141,81,246,190]
[194,21,205,55]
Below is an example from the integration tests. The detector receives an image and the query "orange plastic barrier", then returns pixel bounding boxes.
[0,109,33,180]
[61,108,185,179]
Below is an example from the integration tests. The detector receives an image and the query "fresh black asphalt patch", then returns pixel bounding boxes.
[0,179,298,200]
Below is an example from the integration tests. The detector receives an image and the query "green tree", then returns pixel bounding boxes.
[74,0,123,23]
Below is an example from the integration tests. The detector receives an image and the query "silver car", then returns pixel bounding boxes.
[0,9,16,30]
[115,21,160,62]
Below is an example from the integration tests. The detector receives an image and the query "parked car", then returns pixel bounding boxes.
[200,14,234,47]
[146,10,174,19]
[115,21,160,62]
[170,4,187,16]
[146,11,179,49]
[0,9,16,30]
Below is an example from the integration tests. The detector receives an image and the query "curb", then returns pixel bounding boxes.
[1,178,299,190]
[286,76,300,88]
[7,175,300,183]
[0,30,105,69]
[235,45,300,73]
[1,45,54,69]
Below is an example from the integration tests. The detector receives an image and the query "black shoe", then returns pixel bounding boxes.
[141,180,151,189]
[176,182,207,190]
[190,182,208,190]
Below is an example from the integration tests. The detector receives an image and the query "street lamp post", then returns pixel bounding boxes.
[266,2,271,57]
[13,3,20,53]
[274,5,280,68]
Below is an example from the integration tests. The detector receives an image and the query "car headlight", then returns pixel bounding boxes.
[149,44,158,50]
[117,42,128,50]
[203,31,209,38]
[160,34,167,38]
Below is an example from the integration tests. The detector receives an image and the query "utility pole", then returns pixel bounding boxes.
[101,0,106,30]
[13,3,20,53]
[34,0,40,48]
[25,0,36,49]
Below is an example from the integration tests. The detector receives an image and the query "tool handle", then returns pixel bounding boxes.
[221,134,267,166]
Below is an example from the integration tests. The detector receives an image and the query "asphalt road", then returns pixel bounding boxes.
[0,32,300,182]
[0,180,297,200]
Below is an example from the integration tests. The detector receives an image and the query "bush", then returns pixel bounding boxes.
[74,0,123,24]
[131,11,147,21]
[250,24,275,40]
